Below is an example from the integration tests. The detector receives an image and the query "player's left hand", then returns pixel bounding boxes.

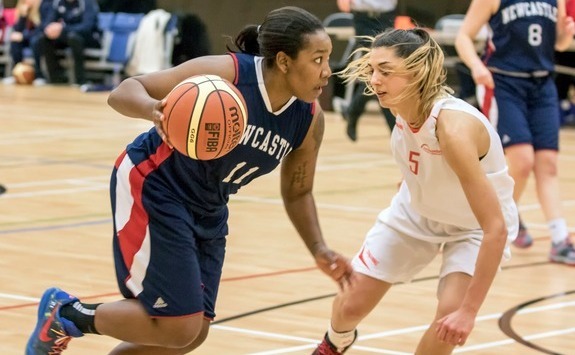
[435,308,476,346]
[314,246,355,290]
[153,98,173,149]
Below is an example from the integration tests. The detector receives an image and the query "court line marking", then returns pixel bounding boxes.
[210,300,575,354]
[1,279,573,353]
[0,293,38,302]
[2,173,575,233]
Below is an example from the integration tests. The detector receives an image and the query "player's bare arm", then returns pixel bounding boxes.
[280,104,323,254]
[280,104,353,288]
[455,0,498,88]
[435,110,507,341]
[108,55,236,121]
[556,0,575,50]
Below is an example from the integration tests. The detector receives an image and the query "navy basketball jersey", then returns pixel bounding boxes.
[122,53,315,216]
[484,0,557,72]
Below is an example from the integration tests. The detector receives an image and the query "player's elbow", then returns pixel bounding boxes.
[483,220,508,245]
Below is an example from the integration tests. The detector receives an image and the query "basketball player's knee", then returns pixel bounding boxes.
[536,157,558,176]
[513,153,534,176]
[192,325,210,347]
[158,318,205,348]
[435,301,460,320]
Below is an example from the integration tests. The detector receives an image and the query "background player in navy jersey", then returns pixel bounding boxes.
[26,6,354,355]
[456,0,575,264]
[313,27,518,355]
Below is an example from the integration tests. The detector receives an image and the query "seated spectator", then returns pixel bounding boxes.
[2,0,46,84]
[32,0,99,85]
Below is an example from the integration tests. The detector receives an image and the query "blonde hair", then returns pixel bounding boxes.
[16,0,41,26]
[339,28,453,128]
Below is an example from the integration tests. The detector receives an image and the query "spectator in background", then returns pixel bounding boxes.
[32,0,99,85]
[456,0,575,264]
[337,0,397,141]
[556,0,575,125]
[2,0,47,84]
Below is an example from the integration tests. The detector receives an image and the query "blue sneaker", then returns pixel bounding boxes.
[26,287,83,355]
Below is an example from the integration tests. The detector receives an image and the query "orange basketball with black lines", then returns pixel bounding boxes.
[162,74,248,160]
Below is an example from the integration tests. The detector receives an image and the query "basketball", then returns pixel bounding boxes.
[163,74,248,160]
[12,63,35,85]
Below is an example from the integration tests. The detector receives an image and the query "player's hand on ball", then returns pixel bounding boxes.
[314,246,354,290]
[153,99,172,148]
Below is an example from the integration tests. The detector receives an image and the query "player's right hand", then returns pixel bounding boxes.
[314,247,355,290]
[471,64,494,89]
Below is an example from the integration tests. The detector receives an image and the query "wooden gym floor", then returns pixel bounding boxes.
[1,85,574,354]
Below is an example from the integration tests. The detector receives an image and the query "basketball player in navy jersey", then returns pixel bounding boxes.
[26,7,354,355]
[313,28,518,354]
[456,0,575,264]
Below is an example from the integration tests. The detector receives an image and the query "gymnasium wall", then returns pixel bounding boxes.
[156,0,472,54]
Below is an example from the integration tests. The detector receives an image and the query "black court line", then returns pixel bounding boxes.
[212,274,437,325]
[499,289,575,355]
[212,260,551,325]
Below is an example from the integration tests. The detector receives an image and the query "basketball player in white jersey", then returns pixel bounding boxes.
[313,27,518,355]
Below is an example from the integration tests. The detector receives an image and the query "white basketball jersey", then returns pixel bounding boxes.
[387,96,516,236]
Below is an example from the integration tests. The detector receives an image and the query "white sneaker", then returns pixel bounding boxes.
[2,76,16,85]
[33,78,47,86]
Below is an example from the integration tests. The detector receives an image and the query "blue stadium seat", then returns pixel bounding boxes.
[82,12,144,87]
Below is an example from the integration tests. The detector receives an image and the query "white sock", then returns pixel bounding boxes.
[327,322,356,352]
[549,218,568,244]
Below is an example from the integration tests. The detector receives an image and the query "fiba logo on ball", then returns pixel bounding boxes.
[163,75,248,160]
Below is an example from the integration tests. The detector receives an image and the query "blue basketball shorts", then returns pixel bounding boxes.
[110,149,229,319]
[478,74,560,151]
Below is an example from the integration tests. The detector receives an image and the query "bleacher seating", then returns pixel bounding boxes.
[2,9,178,88]
[81,11,178,89]
[77,12,144,86]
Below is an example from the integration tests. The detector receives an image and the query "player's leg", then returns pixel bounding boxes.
[415,272,471,355]
[314,215,439,354]
[493,77,533,202]
[533,150,561,220]
[26,152,219,354]
[415,236,482,355]
[331,273,392,334]
[103,205,228,353]
[108,317,211,354]
[490,75,534,247]
[96,301,207,350]
[313,273,391,355]
[101,153,212,347]
[529,78,562,221]
[530,78,575,264]
[344,82,371,141]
